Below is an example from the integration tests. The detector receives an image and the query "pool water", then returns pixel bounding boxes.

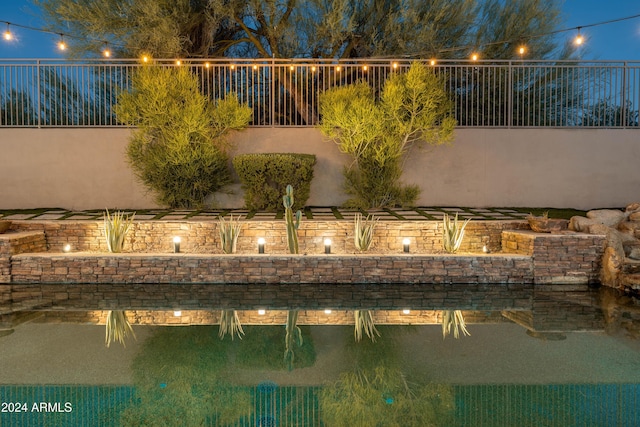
[1,284,639,426]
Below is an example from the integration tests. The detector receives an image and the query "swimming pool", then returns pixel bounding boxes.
[1,283,639,426]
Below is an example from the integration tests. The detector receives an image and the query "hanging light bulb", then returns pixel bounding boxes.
[471,53,479,61]
[102,43,111,58]
[3,24,12,41]
[518,45,526,57]
[574,28,584,46]
[57,35,66,51]
[142,55,149,63]
[430,59,437,66]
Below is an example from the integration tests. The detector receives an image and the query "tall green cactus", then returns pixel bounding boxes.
[283,184,302,254]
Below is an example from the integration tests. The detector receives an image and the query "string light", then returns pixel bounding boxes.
[204,62,210,68]
[471,53,479,61]
[574,28,584,46]
[518,45,526,57]
[362,65,368,71]
[3,23,12,41]
[176,59,181,65]
[2,11,640,59]
[429,59,437,66]
[141,55,149,63]
[57,35,66,51]
[392,62,398,69]
[102,43,111,58]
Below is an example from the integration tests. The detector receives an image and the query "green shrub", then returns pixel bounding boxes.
[319,62,456,208]
[232,153,316,211]
[115,65,252,208]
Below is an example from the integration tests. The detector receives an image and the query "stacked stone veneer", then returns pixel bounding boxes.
[502,230,606,285]
[13,220,527,254]
[1,221,605,286]
[0,231,46,283]
[10,253,533,284]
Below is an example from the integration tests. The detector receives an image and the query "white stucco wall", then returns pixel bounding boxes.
[0,127,637,210]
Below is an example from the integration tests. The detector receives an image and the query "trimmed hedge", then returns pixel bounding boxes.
[232,153,316,211]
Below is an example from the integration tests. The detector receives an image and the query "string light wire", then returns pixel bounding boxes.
[1,12,640,59]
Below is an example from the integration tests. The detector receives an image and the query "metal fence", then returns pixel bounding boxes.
[1,58,639,128]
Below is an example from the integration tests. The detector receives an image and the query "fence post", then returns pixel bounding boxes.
[621,62,628,127]
[270,56,275,127]
[507,60,513,128]
[36,60,41,128]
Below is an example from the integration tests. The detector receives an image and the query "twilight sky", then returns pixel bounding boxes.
[0,0,639,60]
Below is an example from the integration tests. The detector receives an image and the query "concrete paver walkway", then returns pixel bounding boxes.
[0,207,532,221]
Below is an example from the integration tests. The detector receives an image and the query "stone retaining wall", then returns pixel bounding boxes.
[9,253,533,285]
[12,220,527,254]
[502,230,606,285]
[0,231,46,283]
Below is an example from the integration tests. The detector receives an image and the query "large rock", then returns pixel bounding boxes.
[629,248,640,261]
[629,212,640,222]
[602,246,623,288]
[569,216,598,232]
[586,209,626,227]
[625,202,640,213]
[618,221,640,239]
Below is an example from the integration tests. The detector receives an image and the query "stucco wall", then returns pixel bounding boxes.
[0,128,638,210]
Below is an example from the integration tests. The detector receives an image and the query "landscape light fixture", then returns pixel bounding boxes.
[173,236,181,253]
[258,237,265,254]
[324,238,332,254]
[403,238,411,253]
[63,244,71,253]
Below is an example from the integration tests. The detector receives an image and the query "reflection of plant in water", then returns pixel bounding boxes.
[284,310,303,371]
[354,310,380,342]
[218,310,245,340]
[105,310,136,348]
[442,310,470,339]
[121,326,252,426]
[320,366,454,427]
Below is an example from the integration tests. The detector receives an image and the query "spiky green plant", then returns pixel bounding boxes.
[442,213,470,253]
[354,310,380,342]
[103,209,135,253]
[442,310,470,339]
[105,310,136,348]
[218,309,245,340]
[218,215,243,254]
[284,310,303,371]
[283,184,302,254]
[354,213,378,252]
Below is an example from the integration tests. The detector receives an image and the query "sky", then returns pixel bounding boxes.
[0,0,639,61]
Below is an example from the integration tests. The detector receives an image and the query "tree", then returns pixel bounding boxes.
[35,0,566,125]
[114,65,252,208]
[319,62,456,208]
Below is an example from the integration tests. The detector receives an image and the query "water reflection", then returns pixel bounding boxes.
[1,284,639,426]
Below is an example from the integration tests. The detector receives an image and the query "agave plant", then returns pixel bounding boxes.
[354,213,378,252]
[218,214,243,254]
[105,310,136,347]
[218,309,245,340]
[284,310,303,371]
[103,209,135,253]
[441,310,470,339]
[354,310,380,342]
[442,213,470,253]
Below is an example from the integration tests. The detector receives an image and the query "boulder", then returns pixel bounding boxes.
[569,216,598,232]
[618,221,640,238]
[625,202,640,213]
[586,209,626,227]
[629,248,640,261]
[602,246,623,288]
[629,212,640,222]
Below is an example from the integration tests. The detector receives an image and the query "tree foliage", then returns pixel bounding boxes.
[114,65,251,208]
[35,0,565,60]
[319,62,456,208]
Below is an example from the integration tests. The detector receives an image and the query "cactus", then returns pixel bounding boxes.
[283,184,302,254]
[284,310,303,371]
